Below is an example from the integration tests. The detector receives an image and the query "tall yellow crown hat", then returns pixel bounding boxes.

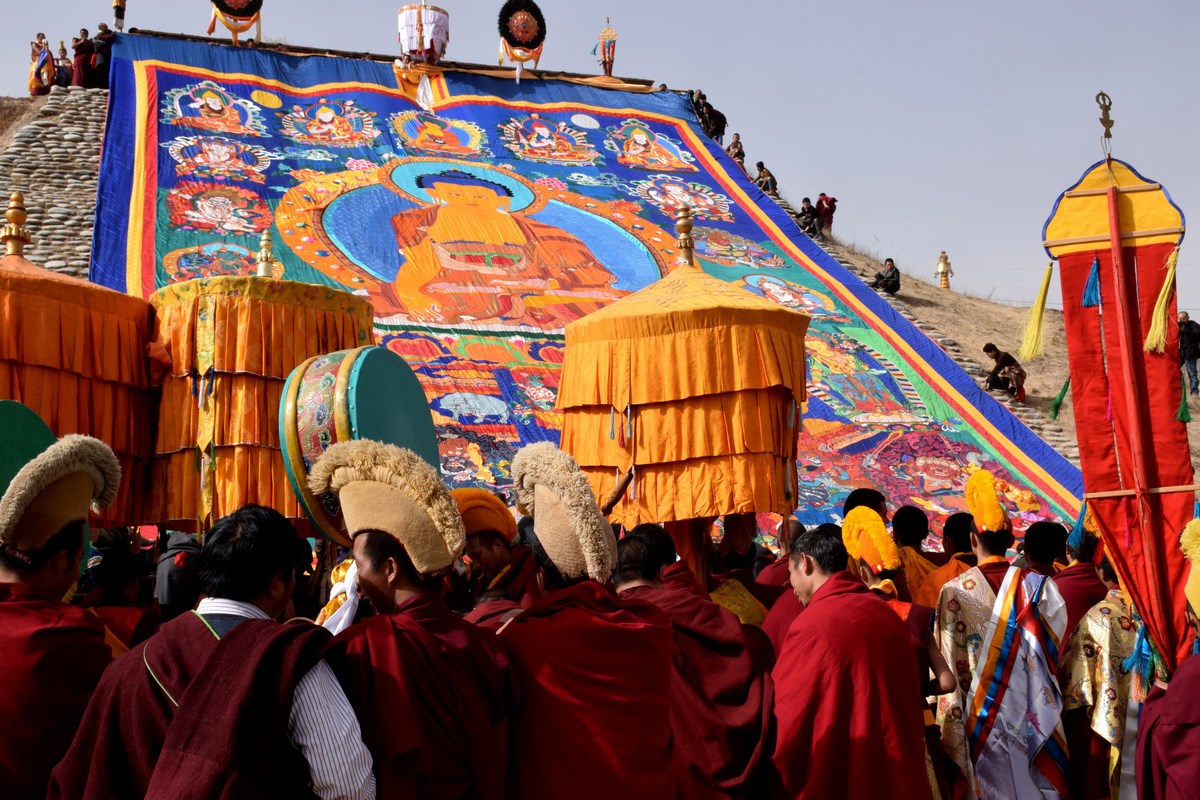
[843,506,901,574]
[965,469,1011,534]
[1180,518,1200,615]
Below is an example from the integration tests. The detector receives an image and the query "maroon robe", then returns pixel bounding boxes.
[1052,563,1109,648]
[49,611,328,799]
[755,557,789,588]
[489,542,541,608]
[464,598,522,630]
[762,587,801,655]
[1136,657,1200,800]
[0,583,111,800]
[500,581,676,799]
[663,559,711,599]
[336,594,513,800]
[772,572,931,800]
[977,557,1012,593]
[622,583,774,798]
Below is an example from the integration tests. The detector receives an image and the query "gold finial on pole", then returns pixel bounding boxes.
[674,205,695,267]
[256,228,276,277]
[2,192,31,258]
[935,250,953,290]
[1096,91,1114,141]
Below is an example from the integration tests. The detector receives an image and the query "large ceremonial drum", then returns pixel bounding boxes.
[281,345,439,546]
[398,4,451,64]
[147,277,375,530]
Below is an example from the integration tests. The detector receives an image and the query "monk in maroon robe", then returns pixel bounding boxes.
[0,550,111,800]
[614,525,775,798]
[1051,530,1109,648]
[772,526,931,800]
[454,488,542,608]
[756,517,805,589]
[1135,522,1200,800]
[310,442,513,799]
[0,407,121,800]
[498,442,677,799]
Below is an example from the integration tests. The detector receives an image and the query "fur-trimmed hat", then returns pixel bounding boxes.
[1181,519,1200,615]
[965,469,1011,534]
[510,442,614,582]
[0,401,120,564]
[307,439,465,577]
[843,506,900,574]
[452,488,518,544]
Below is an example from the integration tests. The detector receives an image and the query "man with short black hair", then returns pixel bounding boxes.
[754,161,778,195]
[796,197,822,239]
[1023,520,1067,576]
[982,342,1026,401]
[913,513,976,606]
[614,525,775,797]
[772,526,931,799]
[893,505,937,599]
[757,515,806,589]
[1178,311,1200,395]
[0,402,117,800]
[51,504,376,800]
[870,258,901,294]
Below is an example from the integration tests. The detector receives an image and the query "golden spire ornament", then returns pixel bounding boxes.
[675,205,695,267]
[1,192,31,258]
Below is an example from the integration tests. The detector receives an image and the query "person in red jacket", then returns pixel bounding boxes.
[816,193,837,234]
[0,401,118,800]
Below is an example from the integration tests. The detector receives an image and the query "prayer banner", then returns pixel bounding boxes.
[91,34,1082,532]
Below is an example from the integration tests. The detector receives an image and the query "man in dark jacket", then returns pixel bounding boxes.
[869,258,901,294]
[1178,311,1200,395]
[796,197,823,240]
[155,531,201,623]
[982,342,1026,401]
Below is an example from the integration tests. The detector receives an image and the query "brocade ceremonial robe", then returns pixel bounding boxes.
[499,581,676,799]
[0,583,111,800]
[1061,588,1138,800]
[1135,655,1200,800]
[772,572,931,800]
[621,583,774,798]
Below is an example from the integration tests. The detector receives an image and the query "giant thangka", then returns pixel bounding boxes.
[91,34,1082,534]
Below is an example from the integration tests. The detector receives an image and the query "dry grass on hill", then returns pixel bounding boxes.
[0,97,39,153]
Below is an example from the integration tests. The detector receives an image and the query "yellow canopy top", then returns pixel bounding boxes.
[558,264,810,409]
[1043,158,1185,259]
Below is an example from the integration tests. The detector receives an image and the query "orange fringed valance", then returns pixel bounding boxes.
[558,266,808,409]
[0,256,155,525]
[148,277,374,528]
[562,388,798,468]
[581,452,797,528]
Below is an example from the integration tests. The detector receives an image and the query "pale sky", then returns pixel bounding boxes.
[4,0,1199,312]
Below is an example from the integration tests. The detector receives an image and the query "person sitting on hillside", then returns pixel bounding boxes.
[725,133,745,170]
[753,162,778,195]
[796,197,823,240]
[982,342,1026,402]
[869,258,901,295]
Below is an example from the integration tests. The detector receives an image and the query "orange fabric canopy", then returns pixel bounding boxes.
[148,277,374,529]
[0,254,155,525]
[559,258,809,526]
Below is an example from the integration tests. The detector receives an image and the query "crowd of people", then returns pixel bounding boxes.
[2,406,1198,800]
[27,26,115,95]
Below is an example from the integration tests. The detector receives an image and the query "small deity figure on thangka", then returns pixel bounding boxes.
[162,80,267,135]
[166,182,272,235]
[392,110,490,158]
[499,114,600,166]
[606,119,696,172]
[165,136,274,183]
[278,99,381,147]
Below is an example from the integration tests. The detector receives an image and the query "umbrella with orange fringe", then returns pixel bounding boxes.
[146,229,375,533]
[558,206,809,575]
[0,192,155,526]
